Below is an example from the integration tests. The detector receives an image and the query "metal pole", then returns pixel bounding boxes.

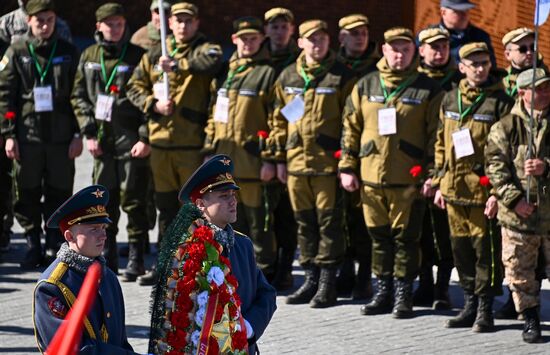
[158,0,170,101]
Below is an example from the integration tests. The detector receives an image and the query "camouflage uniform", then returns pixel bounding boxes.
[486,97,550,313]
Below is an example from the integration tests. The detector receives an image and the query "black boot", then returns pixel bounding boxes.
[20,231,43,269]
[336,257,355,297]
[351,259,372,300]
[102,233,119,275]
[272,248,294,291]
[137,265,158,286]
[433,266,452,310]
[121,241,146,282]
[310,268,338,308]
[494,287,518,320]
[413,267,434,307]
[445,291,478,328]
[522,307,542,343]
[393,278,414,318]
[360,276,393,315]
[286,265,319,304]
[472,296,494,333]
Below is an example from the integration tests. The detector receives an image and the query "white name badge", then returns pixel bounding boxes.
[153,82,169,101]
[281,95,305,123]
[214,95,229,123]
[452,128,475,159]
[33,86,53,112]
[378,107,397,135]
[95,94,114,122]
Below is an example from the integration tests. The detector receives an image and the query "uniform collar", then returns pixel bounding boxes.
[56,242,106,275]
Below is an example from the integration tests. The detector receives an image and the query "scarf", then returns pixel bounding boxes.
[210,223,236,253]
[295,49,336,84]
[56,243,106,275]
[376,55,420,89]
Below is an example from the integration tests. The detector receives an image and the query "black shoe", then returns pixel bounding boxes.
[522,307,542,343]
[494,288,518,320]
[336,257,355,297]
[446,291,478,328]
[272,248,295,292]
[433,267,452,310]
[310,268,338,308]
[472,296,494,333]
[20,232,43,270]
[286,265,319,305]
[351,260,372,301]
[121,242,146,282]
[137,267,159,286]
[393,278,414,319]
[360,276,393,315]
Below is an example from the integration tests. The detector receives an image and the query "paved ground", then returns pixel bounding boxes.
[1,151,549,354]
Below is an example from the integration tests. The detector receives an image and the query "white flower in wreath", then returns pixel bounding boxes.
[207,266,224,286]
[195,306,206,327]
[191,330,200,346]
[197,291,209,307]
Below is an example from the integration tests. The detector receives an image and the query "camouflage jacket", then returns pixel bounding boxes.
[486,101,550,233]
[0,6,72,44]
[336,42,381,79]
[418,60,462,92]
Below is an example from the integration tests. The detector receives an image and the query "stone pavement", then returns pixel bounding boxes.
[0,151,549,354]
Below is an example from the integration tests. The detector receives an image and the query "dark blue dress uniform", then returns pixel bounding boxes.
[179,155,277,353]
[32,185,137,354]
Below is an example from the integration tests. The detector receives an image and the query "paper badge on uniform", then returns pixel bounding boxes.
[214,94,230,124]
[95,94,114,122]
[0,55,8,71]
[34,86,54,112]
[281,95,305,123]
[452,128,475,159]
[378,107,397,136]
[47,297,68,319]
[153,82,169,101]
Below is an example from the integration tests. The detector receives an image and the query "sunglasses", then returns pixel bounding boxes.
[511,43,535,54]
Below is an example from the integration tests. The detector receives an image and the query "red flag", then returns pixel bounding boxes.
[46,262,102,355]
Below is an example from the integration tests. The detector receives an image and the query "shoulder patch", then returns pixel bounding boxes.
[0,56,8,71]
[47,297,68,319]
[368,95,385,103]
[19,56,32,64]
[284,86,303,95]
[401,97,423,105]
[315,87,336,95]
[445,111,460,121]
[473,114,495,122]
[117,65,133,73]
[52,55,71,65]
[238,89,258,97]
[84,62,102,71]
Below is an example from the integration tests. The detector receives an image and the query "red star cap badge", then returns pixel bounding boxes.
[91,188,105,198]
[220,158,231,166]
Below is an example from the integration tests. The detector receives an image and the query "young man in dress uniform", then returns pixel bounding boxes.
[33,185,137,354]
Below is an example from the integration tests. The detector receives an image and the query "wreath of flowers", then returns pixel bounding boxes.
[157,218,248,355]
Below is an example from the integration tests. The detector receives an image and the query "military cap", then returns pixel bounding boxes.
[502,27,535,46]
[299,19,328,38]
[233,16,263,36]
[264,7,294,23]
[25,0,55,16]
[171,2,198,17]
[384,27,414,43]
[339,14,369,31]
[95,3,125,22]
[440,0,475,10]
[459,42,489,59]
[418,27,450,44]
[47,185,112,232]
[516,68,550,89]
[179,155,240,203]
[150,0,172,11]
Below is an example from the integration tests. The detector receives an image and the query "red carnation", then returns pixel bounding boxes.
[226,274,239,288]
[166,328,187,350]
[214,302,225,322]
[4,111,15,120]
[188,243,206,259]
[479,175,491,187]
[109,85,119,94]
[333,149,342,160]
[409,165,422,178]
[219,255,231,268]
[170,311,191,329]
[257,130,269,139]
[228,303,238,318]
[194,226,214,242]
[232,329,248,350]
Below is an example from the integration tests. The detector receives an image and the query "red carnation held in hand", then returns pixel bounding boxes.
[479,175,491,187]
[4,111,15,120]
[409,165,422,178]
[333,149,342,160]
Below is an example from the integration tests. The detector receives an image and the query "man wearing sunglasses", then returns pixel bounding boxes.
[502,27,548,99]
[486,68,550,343]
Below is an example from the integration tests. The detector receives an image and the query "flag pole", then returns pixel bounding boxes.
[158,0,170,101]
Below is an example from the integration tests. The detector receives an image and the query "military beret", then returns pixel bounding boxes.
[502,27,535,46]
[233,16,263,36]
[299,19,328,38]
[47,185,112,233]
[179,155,240,203]
[384,27,414,43]
[95,2,125,22]
[459,42,489,59]
[516,68,550,89]
[25,0,55,16]
[440,0,475,10]
[339,14,369,31]
[171,2,198,17]
[418,27,450,44]
[150,0,172,11]
[264,7,294,23]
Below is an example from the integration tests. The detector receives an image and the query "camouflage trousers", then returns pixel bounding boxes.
[501,227,550,313]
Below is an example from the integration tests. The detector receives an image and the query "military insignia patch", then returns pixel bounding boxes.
[0,56,8,71]
[47,297,68,319]
[91,188,105,198]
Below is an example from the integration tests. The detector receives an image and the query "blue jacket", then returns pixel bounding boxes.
[33,247,136,354]
[437,22,497,67]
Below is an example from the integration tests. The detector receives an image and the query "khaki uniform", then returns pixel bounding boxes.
[433,77,514,295]
[71,30,149,271]
[204,46,277,274]
[265,39,300,77]
[269,50,355,267]
[501,58,548,98]
[486,101,550,311]
[337,42,380,79]
[126,33,222,238]
[339,57,442,280]
[130,22,161,51]
[0,33,79,251]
